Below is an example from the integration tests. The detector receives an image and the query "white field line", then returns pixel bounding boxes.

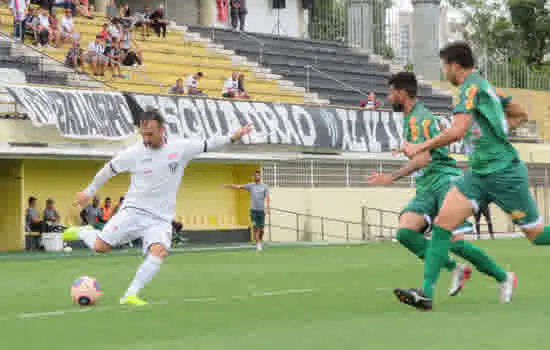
[7,288,315,321]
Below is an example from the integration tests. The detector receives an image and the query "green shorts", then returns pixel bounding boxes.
[403,179,473,235]
[250,209,266,229]
[454,160,540,228]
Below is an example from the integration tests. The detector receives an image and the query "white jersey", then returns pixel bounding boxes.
[83,136,231,222]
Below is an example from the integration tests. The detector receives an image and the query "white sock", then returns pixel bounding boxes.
[124,255,163,298]
[78,228,98,250]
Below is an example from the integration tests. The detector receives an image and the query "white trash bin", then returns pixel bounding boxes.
[42,232,64,252]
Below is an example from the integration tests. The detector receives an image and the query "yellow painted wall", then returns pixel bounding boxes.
[268,187,525,242]
[0,160,24,251]
[22,159,252,230]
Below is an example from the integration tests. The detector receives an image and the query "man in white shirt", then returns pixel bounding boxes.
[36,8,51,47]
[66,110,252,305]
[184,72,207,96]
[222,71,240,98]
[55,9,73,47]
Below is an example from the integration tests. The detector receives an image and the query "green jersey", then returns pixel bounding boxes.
[453,72,519,175]
[404,102,461,193]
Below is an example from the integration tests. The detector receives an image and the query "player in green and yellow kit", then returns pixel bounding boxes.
[367,72,508,306]
[395,41,547,310]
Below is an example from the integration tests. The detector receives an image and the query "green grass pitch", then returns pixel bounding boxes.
[1,239,549,349]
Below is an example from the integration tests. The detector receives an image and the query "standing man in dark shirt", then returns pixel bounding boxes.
[475,205,495,240]
[230,0,247,32]
[80,196,101,226]
[43,198,60,232]
[25,196,43,250]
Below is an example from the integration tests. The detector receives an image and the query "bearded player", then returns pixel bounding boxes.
[367,72,508,300]
[65,110,252,305]
[394,41,549,310]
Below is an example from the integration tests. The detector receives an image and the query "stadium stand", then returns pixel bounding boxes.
[187,26,454,113]
[0,6,314,104]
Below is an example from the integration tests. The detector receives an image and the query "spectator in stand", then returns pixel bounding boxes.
[169,78,185,94]
[105,37,123,77]
[55,8,73,47]
[120,26,143,66]
[86,34,107,76]
[230,0,247,32]
[22,7,37,43]
[185,72,206,96]
[106,0,117,19]
[99,22,110,40]
[150,5,168,39]
[119,3,133,27]
[9,0,29,41]
[64,33,83,68]
[80,195,100,226]
[48,11,59,47]
[36,8,51,47]
[77,0,94,19]
[42,198,60,232]
[360,91,380,110]
[222,71,239,98]
[134,5,152,38]
[51,0,76,17]
[237,73,250,99]
[108,17,122,41]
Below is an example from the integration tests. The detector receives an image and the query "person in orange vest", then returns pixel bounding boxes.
[96,197,114,230]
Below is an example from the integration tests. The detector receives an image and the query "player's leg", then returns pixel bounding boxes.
[250,210,262,251]
[256,210,266,250]
[121,217,172,305]
[495,161,550,245]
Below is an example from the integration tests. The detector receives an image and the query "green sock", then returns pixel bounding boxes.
[422,225,452,299]
[396,228,456,271]
[533,226,550,245]
[451,240,507,282]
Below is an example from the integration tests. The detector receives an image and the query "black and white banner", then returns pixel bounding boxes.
[7,86,134,140]
[6,86,465,153]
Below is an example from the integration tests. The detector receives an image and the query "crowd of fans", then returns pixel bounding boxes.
[169,70,251,100]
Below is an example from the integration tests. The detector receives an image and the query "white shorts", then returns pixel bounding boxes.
[98,208,172,255]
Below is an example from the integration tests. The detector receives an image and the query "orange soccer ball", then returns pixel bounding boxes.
[71,276,103,306]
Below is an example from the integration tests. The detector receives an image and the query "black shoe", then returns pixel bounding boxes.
[393,288,433,311]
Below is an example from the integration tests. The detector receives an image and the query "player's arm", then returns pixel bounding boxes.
[183,122,253,159]
[505,101,528,131]
[222,184,247,190]
[75,148,135,206]
[265,192,271,214]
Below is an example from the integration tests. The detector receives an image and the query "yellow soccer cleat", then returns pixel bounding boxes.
[119,295,149,306]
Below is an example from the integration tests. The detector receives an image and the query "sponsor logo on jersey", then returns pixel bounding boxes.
[168,162,178,173]
[168,153,178,160]
[510,210,526,221]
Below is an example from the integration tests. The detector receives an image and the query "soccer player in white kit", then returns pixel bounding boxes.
[68,110,252,306]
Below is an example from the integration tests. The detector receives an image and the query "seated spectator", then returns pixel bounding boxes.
[22,7,38,44]
[237,73,250,99]
[77,0,93,19]
[134,5,152,38]
[55,9,73,47]
[80,196,100,226]
[36,8,52,47]
[48,11,59,47]
[25,196,43,250]
[98,22,110,41]
[51,0,76,17]
[108,17,122,41]
[42,198,60,232]
[120,26,143,66]
[150,5,168,39]
[169,78,185,94]
[64,34,83,68]
[119,3,133,27]
[86,34,107,76]
[96,197,114,230]
[360,92,380,110]
[185,72,207,96]
[105,37,123,77]
[222,71,239,98]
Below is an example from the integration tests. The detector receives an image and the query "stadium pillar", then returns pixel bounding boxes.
[411,0,441,81]
[0,159,24,251]
[347,0,374,51]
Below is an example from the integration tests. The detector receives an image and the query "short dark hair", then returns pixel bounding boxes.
[46,198,54,204]
[388,71,418,98]
[439,41,475,68]
[197,72,204,77]
[105,197,111,201]
[139,109,165,126]
[28,196,36,205]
